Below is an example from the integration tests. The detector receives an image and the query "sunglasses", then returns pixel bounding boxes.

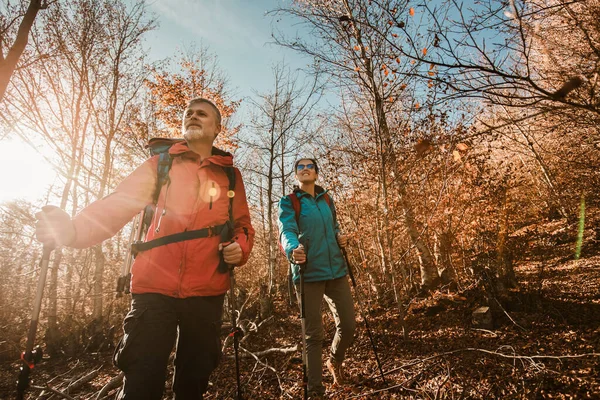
[296,164,315,171]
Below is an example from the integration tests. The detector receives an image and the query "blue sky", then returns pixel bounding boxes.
[146,0,312,101]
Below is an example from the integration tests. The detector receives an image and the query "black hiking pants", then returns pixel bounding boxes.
[113,293,225,400]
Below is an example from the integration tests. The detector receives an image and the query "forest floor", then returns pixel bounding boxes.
[1,217,599,399]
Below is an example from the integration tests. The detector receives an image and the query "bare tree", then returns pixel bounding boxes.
[0,0,54,101]
[241,62,322,303]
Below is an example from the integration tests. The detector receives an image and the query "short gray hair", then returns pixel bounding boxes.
[184,97,222,125]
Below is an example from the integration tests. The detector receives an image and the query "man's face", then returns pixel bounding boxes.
[295,159,317,184]
[182,102,221,144]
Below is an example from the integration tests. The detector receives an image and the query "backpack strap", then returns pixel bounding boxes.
[223,166,236,224]
[217,166,237,273]
[153,151,174,205]
[288,193,301,225]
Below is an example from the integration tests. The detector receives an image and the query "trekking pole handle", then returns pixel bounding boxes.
[294,240,308,269]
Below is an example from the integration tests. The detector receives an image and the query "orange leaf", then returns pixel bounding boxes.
[396,57,401,63]
[414,102,420,109]
[456,143,469,151]
[429,63,435,70]
[354,66,360,71]
[428,82,433,88]
[453,150,461,162]
[392,33,398,38]
[400,83,407,90]
[428,71,435,76]
[389,97,395,102]
[422,48,428,56]
[354,45,360,51]
[410,59,416,64]
[409,7,415,16]
[384,69,389,76]
[388,20,394,25]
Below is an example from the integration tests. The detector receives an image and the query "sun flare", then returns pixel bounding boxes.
[0,138,58,204]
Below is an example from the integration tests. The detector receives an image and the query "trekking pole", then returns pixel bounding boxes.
[228,266,243,400]
[17,243,55,400]
[296,242,309,400]
[341,247,387,384]
[287,268,295,306]
[116,212,142,297]
[220,240,243,400]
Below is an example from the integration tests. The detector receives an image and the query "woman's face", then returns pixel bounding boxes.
[295,159,318,184]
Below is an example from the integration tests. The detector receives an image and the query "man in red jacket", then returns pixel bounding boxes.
[35,98,255,400]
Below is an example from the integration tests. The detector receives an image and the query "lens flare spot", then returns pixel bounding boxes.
[209,187,218,197]
[227,190,235,198]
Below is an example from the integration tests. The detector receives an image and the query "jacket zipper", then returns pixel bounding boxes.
[315,196,335,279]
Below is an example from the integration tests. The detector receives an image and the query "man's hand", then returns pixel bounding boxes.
[292,244,306,264]
[336,233,348,248]
[221,241,243,265]
[35,205,76,247]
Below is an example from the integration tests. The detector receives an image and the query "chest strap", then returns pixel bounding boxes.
[131,221,233,256]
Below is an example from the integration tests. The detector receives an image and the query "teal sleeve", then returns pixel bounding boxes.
[277,196,300,261]
[332,198,340,236]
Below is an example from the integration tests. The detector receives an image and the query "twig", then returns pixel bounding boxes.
[239,345,289,397]
[382,348,600,377]
[95,371,124,399]
[31,385,76,400]
[494,297,527,331]
[67,365,103,392]
[231,345,298,359]
[470,328,499,337]
[342,364,434,399]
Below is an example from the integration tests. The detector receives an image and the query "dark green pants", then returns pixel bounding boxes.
[113,293,225,400]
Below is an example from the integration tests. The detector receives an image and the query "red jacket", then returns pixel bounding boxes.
[70,142,255,297]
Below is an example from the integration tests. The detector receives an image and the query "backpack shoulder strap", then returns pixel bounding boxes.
[223,166,236,223]
[287,193,301,225]
[153,151,174,205]
[147,137,185,205]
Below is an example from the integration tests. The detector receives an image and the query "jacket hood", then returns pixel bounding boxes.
[169,141,234,167]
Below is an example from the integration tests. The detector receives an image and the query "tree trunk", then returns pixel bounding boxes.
[437,230,457,286]
[497,188,517,288]
[0,0,45,101]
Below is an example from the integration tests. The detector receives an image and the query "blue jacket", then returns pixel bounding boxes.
[278,186,347,283]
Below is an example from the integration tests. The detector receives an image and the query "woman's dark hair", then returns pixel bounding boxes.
[294,158,319,174]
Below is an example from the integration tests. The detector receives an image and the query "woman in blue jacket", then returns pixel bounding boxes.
[278,158,356,399]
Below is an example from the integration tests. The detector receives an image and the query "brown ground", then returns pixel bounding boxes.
[1,221,599,399]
